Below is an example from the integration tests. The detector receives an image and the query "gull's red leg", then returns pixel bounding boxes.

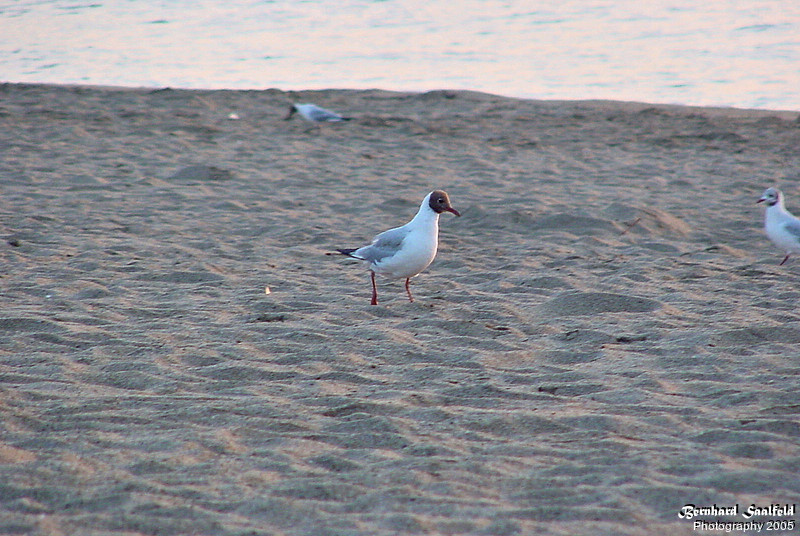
[370,271,378,305]
[405,278,414,302]
[780,254,791,266]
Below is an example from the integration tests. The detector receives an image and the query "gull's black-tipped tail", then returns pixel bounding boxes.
[336,248,359,257]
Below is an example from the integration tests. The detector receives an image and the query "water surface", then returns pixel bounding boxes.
[2,0,798,110]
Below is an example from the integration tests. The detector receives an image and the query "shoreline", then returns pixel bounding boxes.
[4,80,800,117]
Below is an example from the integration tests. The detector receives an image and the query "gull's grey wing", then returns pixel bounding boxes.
[307,106,342,122]
[354,226,408,263]
[782,219,800,241]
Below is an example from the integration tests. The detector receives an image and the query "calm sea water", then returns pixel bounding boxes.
[2,0,799,110]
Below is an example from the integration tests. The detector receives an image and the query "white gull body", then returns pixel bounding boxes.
[757,187,800,265]
[337,191,460,305]
[285,103,350,123]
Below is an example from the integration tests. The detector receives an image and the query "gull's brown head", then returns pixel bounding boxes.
[428,190,460,217]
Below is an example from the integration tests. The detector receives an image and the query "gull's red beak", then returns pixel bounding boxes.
[446,207,461,217]
[756,197,765,204]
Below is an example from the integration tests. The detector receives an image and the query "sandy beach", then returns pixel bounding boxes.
[1,83,799,535]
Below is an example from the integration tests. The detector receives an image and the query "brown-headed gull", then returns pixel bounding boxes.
[284,103,351,123]
[337,190,460,305]
[757,187,800,265]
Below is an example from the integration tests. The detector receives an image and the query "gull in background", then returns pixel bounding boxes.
[284,103,351,124]
[757,187,800,265]
[336,191,460,305]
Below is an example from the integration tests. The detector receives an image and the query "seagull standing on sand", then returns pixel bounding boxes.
[284,103,351,123]
[337,191,460,305]
[757,187,800,265]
